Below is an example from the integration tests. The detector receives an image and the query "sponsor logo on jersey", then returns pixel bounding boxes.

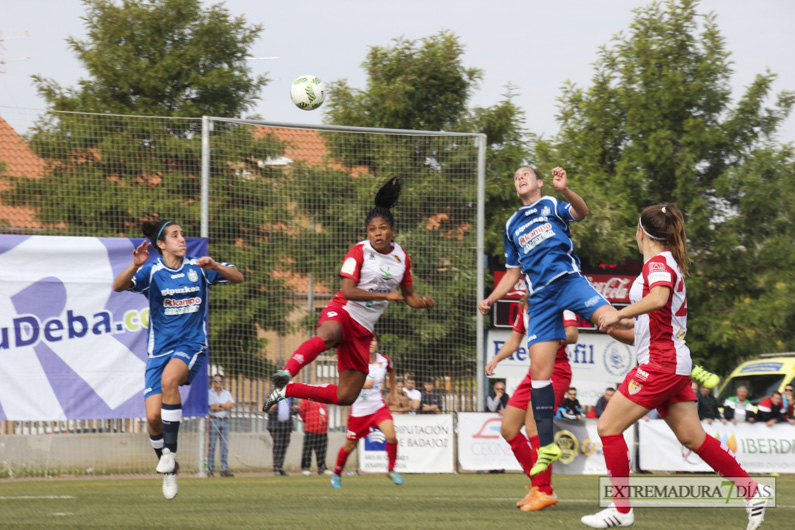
[648,271,672,285]
[379,266,392,278]
[524,208,538,216]
[160,285,200,296]
[648,261,667,272]
[163,296,202,315]
[326,311,338,317]
[171,273,185,279]
[341,257,358,276]
[188,269,199,282]
[584,295,601,307]
[628,380,643,395]
[514,217,547,237]
[517,223,554,253]
[675,328,687,340]
[636,368,650,381]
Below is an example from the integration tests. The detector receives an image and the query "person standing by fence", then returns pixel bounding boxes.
[208,374,235,477]
[298,398,332,475]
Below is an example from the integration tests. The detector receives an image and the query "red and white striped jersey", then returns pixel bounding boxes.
[329,240,413,332]
[351,353,393,417]
[512,309,578,361]
[630,250,692,375]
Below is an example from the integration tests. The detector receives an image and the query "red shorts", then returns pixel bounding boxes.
[617,363,696,419]
[506,360,572,411]
[318,306,373,373]
[346,406,394,441]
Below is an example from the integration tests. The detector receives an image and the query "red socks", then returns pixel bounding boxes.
[601,434,631,514]
[334,446,350,475]
[696,435,756,499]
[507,433,536,477]
[283,336,327,376]
[386,441,398,471]
[285,383,340,405]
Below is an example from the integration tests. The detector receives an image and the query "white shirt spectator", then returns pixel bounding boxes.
[209,388,235,419]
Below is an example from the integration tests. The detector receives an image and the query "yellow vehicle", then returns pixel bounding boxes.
[716,353,795,405]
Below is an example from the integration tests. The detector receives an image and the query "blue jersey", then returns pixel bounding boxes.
[130,256,232,357]
[504,196,583,294]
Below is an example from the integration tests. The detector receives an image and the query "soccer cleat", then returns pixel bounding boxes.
[271,369,292,389]
[581,503,634,528]
[691,365,720,390]
[516,485,538,507]
[746,490,767,530]
[387,470,404,485]
[529,443,562,476]
[156,448,176,474]
[262,385,287,412]
[520,489,558,512]
[330,473,342,489]
[162,461,179,500]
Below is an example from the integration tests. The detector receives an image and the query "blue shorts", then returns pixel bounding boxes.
[526,274,610,347]
[144,345,206,399]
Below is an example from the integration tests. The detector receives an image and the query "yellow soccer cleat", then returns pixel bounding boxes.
[529,443,561,477]
[691,365,720,390]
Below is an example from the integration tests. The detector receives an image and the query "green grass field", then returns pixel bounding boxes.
[0,473,791,529]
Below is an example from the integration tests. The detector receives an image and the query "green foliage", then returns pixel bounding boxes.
[3,0,277,378]
[536,0,795,369]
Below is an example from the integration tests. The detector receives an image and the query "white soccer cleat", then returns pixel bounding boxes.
[162,461,179,500]
[581,503,634,528]
[156,448,176,474]
[746,490,767,530]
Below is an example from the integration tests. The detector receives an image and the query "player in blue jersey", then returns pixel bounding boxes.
[113,220,244,499]
[479,166,625,475]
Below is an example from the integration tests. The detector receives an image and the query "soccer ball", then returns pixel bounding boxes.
[290,75,326,111]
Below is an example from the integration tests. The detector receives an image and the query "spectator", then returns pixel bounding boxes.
[207,374,235,477]
[783,384,794,410]
[723,386,756,424]
[787,397,795,425]
[420,379,443,414]
[691,380,700,401]
[594,388,615,418]
[756,392,787,426]
[387,380,411,413]
[298,398,332,476]
[697,385,725,425]
[267,396,298,476]
[486,381,510,416]
[557,387,583,420]
[402,375,421,414]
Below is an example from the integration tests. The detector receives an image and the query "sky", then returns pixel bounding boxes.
[2,0,794,143]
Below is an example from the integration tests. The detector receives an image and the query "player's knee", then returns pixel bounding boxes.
[161,374,180,393]
[146,411,161,429]
[596,418,615,438]
[500,425,519,440]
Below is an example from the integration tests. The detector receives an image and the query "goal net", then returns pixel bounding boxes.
[0,108,484,475]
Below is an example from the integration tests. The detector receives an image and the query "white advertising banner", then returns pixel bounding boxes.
[639,419,795,473]
[0,235,209,420]
[457,414,635,475]
[486,329,635,406]
[358,414,454,473]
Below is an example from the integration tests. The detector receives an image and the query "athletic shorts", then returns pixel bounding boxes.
[144,345,206,399]
[506,360,573,411]
[617,362,696,419]
[317,306,373,373]
[346,406,394,441]
[526,274,610,347]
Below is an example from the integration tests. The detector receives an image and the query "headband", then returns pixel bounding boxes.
[638,219,666,241]
[156,221,174,242]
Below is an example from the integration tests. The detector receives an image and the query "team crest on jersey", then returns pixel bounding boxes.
[628,380,643,395]
[393,255,401,263]
[541,206,551,216]
[188,269,199,282]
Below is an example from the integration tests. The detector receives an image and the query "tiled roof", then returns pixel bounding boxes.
[0,115,46,229]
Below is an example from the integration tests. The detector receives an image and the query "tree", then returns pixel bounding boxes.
[319,32,532,376]
[4,0,287,378]
[534,0,795,369]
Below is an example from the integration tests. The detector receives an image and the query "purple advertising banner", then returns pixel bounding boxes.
[0,235,210,420]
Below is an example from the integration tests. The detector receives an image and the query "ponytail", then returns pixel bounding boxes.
[365,177,402,229]
[639,204,690,275]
